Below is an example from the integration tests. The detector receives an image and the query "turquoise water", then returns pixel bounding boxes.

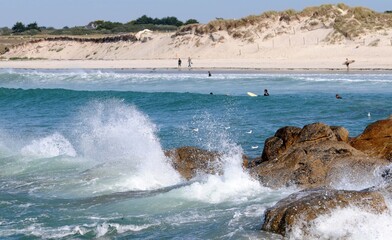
[0,69,391,239]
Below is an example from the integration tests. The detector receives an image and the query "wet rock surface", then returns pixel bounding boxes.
[350,118,392,160]
[250,122,388,189]
[164,118,392,237]
[165,146,220,180]
[262,188,388,236]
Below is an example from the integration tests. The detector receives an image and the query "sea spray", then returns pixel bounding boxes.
[72,99,183,193]
[289,207,392,240]
[1,71,391,238]
[1,100,183,197]
[21,132,76,158]
[178,112,268,203]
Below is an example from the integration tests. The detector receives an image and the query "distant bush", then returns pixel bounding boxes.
[12,22,26,33]
[134,15,184,27]
[27,22,40,31]
[11,21,41,34]
[0,27,11,35]
[2,15,198,36]
[185,19,199,25]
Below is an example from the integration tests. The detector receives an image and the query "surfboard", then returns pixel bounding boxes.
[247,92,258,97]
[343,60,355,65]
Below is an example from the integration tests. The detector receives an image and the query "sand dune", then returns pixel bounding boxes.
[1,4,392,70]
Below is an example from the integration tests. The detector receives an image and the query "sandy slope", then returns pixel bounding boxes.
[1,9,392,70]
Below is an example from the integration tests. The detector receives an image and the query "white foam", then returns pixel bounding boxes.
[290,207,392,240]
[176,113,272,203]
[2,70,392,94]
[72,100,182,192]
[179,146,269,203]
[96,222,155,237]
[20,132,76,158]
[329,165,383,191]
[0,224,86,239]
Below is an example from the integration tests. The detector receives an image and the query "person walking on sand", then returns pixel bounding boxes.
[178,58,182,67]
[188,57,192,68]
[344,58,355,70]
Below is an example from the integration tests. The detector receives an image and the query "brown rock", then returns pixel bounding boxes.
[251,121,389,188]
[165,146,220,180]
[253,140,385,188]
[261,126,301,162]
[350,118,392,160]
[262,188,387,236]
[261,136,284,162]
[331,126,349,142]
[298,122,337,143]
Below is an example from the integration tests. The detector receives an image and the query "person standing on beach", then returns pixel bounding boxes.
[188,57,192,68]
[178,58,182,67]
[344,58,354,70]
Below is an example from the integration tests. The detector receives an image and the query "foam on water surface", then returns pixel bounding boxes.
[0,70,391,238]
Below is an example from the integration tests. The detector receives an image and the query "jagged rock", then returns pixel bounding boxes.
[251,121,388,188]
[261,126,301,162]
[298,122,337,143]
[165,146,220,180]
[331,126,349,142]
[262,188,387,236]
[350,118,392,160]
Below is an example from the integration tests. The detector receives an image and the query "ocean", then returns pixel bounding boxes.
[0,69,391,239]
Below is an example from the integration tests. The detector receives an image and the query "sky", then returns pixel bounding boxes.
[1,0,390,28]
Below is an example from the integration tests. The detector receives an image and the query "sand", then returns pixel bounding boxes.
[1,17,392,71]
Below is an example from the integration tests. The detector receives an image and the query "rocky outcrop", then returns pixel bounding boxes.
[256,118,392,236]
[163,119,392,237]
[250,122,389,188]
[262,188,388,236]
[260,126,301,163]
[165,146,221,180]
[350,117,392,160]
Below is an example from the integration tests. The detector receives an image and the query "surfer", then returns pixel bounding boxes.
[208,71,211,77]
[336,94,342,99]
[264,89,270,96]
[344,58,354,70]
[178,58,182,67]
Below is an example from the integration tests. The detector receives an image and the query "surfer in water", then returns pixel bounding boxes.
[264,89,270,96]
[336,94,342,99]
[208,71,211,77]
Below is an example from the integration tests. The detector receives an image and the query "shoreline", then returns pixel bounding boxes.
[1,59,392,73]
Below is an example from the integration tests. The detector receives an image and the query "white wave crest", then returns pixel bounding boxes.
[177,113,270,203]
[72,100,182,192]
[180,150,268,203]
[289,206,392,240]
[21,133,76,158]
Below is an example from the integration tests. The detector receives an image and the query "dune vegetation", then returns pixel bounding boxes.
[177,4,392,43]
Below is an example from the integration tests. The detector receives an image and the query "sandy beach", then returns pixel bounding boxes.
[1,56,391,71]
[1,5,392,71]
